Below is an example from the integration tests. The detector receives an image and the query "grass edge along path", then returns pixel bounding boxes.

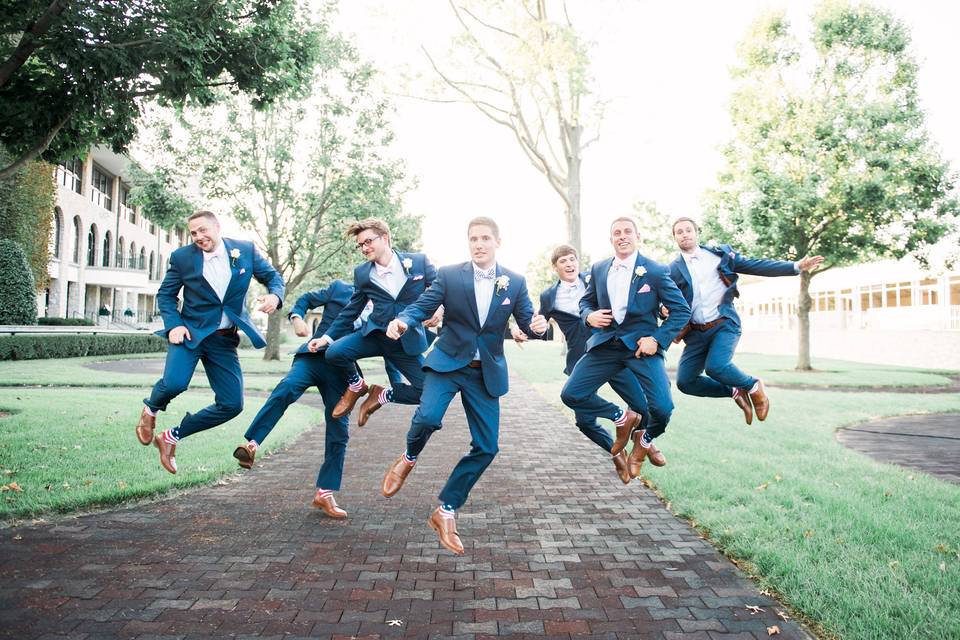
[507,341,960,640]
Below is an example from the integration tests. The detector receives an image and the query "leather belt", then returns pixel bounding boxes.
[690,318,725,331]
[214,327,238,336]
[467,360,482,368]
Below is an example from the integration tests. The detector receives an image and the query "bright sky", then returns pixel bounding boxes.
[331,0,960,273]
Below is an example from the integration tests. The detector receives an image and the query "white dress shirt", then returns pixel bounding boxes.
[370,252,408,299]
[554,278,585,316]
[473,263,497,358]
[682,247,725,324]
[202,241,234,329]
[606,251,637,325]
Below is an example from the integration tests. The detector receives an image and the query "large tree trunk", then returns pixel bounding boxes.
[566,125,582,257]
[796,270,812,370]
[263,310,282,361]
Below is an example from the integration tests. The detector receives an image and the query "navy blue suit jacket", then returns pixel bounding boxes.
[398,262,536,398]
[325,251,436,355]
[156,239,285,349]
[669,244,797,328]
[288,280,354,357]
[539,272,593,375]
[580,254,690,355]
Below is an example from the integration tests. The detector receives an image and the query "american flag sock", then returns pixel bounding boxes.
[162,428,180,444]
[639,431,653,448]
[403,451,417,465]
[378,387,393,405]
[316,488,333,499]
[439,504,455,518]
[749,380,761,394]
[732,387,742,399]
[612,408,628,427]
[347,373,365,392]
[144,405,157,417]
[247,440,258,451]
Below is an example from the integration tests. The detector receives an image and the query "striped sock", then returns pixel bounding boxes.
[378,387,392,405]
[144,405,157,417]
[316,488,333,499]
[347,373,364,392]
[612,409,628,427]
[403,452,417,465]
[749,380,761,394]
[639,431,653,448]
[162,428,180,445]
[247,440,258,451]
[439,504,455,518]
[731,387,742,399]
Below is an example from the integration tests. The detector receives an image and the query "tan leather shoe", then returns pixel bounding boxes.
[153,434,177,474]
[428,508,464,555]
[233,443,257,469]
[312,492,347,519]
[749,380,769,421]
[611,409,642,455]
[382,455,415,497]
[734,390,753,425]
[628,432,647,479]
[136,407,156,445]
[332,381,368,418]
[612,450,631,485]
[357,385,385,427]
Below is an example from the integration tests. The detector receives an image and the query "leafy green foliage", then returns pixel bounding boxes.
[632,201,675,263]
[126,163,194,231]
[0,239,37,324]
[0,147,54,289]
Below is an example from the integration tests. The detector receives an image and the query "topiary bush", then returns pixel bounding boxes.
[0,238,37,324]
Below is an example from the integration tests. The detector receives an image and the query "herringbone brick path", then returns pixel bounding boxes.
[0,373,813,639]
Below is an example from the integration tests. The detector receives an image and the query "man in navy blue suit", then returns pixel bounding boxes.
[668,217,823,423]
[535,244,648,483]
[313,218,441,427]
[382,217,547,554]
[232,280,358,518]
[560,217,691,478]
[136,211,285,474]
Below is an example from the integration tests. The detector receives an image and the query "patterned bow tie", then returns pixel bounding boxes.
[474,268,495,281]
[376,266,393,277]
[612,262,629,271]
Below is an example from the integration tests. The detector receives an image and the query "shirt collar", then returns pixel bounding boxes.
[202,240,227,261]
[472,262,497,277]
[375,252,401,276]
[612,251,638,270]
[682,246,705,263]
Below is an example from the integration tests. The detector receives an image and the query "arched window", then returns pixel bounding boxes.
[138,247,146,270]
[148,251,155,278]
[128,242,136,270]
[102,230,112,267]
[117,236,125,268]
[86,224,98,266]
[72,216,82,263]
[50,208,63,258]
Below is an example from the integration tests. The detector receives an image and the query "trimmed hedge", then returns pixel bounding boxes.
[0,334,166,360]
[37,317,95,326]
[0,239,37,324]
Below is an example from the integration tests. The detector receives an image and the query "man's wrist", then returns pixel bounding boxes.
[794,261,801,273]
[290,313,302,321]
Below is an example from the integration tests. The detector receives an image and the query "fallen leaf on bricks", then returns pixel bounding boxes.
[767,625,781,635]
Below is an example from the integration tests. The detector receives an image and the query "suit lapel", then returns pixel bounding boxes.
[675,254,693,289]
[626,253,643,312]
[460,262,481,329]
[395,251,412,295]
[596,258,612,309]
[480,264,503,330]
[221,238,240,301]
[544,281,559,316]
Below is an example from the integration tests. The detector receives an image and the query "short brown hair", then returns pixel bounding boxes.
[551,244,578,265]
[346,218,391,239]
[609,216,638,233]
[671,216,700,234]
[187,210,218,224]
[467,216,500,239]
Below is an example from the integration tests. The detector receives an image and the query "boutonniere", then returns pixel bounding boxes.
[495,275,510,295]
[585,274,592,284]
[229,247,241,268]
[401,257,413,275]
[633,266,647,281]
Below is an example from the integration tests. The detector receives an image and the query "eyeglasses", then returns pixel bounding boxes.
[355,235,381,250]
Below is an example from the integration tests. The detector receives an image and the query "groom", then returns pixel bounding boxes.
[135,210,285,474]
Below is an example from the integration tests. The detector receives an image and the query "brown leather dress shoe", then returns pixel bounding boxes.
[332,382,369,419]
[611,410,642,455]
[612,450,631,485]
[312,492,347,519]
[357,385,385,427]
[382,455,415,497]
[749,380,769,421]
[628,433,647,479]
[734,390,753,425]
[153,434,177,474]
[645,441,667,467]
[233,443,257,469]
[428,508,464,555]
[136,407,156,446]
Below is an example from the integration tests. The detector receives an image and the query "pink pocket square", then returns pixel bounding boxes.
[501,297,511,305]
[413,274,423,280]
[637,284,651,294]
[239,268,246,275]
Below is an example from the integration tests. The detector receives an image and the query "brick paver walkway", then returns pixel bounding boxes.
[0,374,813,639]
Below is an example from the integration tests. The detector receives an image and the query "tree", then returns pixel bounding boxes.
[0,0,324,179]
[632,200,674,263]
[0,239,38,324]
[150,34,419,360]
[423,0,601,256]
[0,146,54,290]
[704,2,958,370]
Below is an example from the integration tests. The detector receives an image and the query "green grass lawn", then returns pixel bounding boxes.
[0,387,319,520]
[507,341,960,640]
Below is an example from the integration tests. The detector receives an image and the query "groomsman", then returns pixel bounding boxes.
[383,217,547,554]
[535,244,648,483]
[136,211,285,474]
[314,218,441,426]
[232,280,357,518]
[560,217,690,478]
[668,217,823,423]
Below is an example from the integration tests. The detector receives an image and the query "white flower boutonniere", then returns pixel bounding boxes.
[402,257,413,275]
[229,247,241,268]
[585,274,592,284]
[495,275,510,295]
[633,266,647,281]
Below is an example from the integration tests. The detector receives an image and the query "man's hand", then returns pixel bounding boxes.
[423,305,444,328]
[797,255,825,272]
[386,319,408,340]
[307,335,332,353]
[257,294,281,314]
[530,314,548,335]
[510,326,528,345]
[168,325,191,345]
[291,316,309,337]
[587,309,613,328]
[634,336,658,357]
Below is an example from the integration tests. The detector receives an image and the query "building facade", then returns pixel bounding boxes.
[43,146,187,323]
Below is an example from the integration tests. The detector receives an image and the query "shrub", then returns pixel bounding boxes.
[37,317,94,326]
[0,239,37,324]
[0,333,166,360]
